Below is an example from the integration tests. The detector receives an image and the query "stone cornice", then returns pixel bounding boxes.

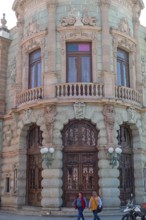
[110,28,137,45]
[57,25,101,33]
[20,30,47,46]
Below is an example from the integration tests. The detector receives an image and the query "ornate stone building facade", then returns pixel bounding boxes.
[0,0,146,214]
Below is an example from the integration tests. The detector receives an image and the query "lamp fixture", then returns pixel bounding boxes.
[40,146,55,168]
[108,146,122,168]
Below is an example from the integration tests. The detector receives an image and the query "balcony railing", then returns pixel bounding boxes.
[115,86,143,104]
[56,83,104,98]
[15,84,143,106]
[16,86,44,106]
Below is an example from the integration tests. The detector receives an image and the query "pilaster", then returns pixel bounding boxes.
[132,6,142,91]
[99,0,111,72]
[47,0,57,73]
[15,11,24,93]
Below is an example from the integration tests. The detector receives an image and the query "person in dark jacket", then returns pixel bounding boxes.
[73,192,87,220]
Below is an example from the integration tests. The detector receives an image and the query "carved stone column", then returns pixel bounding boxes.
[100,0,111,72]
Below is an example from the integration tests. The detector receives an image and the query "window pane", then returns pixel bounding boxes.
[117,49,128,61]
[29,50,41,89]
[30,50,41,63]
[123,63,129,87]
[68,57,77,82]
[81,57,91,82]
[30,65,35,88]
[37,62,42,87]
[117,48,129,87]
[67,44,78,52]
[117,61,122,85]
[79,44,90,52]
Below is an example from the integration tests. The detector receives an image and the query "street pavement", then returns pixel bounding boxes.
[0,211,122,220]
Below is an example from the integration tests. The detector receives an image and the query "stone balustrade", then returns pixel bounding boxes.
[56,83,104,98]
[16,86,44,105]
[15,84,143,106]
[115,86,143,104]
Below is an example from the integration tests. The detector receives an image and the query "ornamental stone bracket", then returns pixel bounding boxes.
[74,102,86,119]
[44,105,56,145]
[60,7,97,27]
[103,104,115,145]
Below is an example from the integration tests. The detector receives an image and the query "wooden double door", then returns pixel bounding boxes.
[62,120,99,207]
[63,152,98,206]
[26,125,42,206]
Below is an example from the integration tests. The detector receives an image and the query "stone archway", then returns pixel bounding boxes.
[61,119,99,207]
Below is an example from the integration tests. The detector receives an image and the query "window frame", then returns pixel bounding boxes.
[117,48,130,87]
[66,42,92,83]
[28,49,42,89]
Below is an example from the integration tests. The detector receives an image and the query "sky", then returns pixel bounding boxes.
[0,0,146,29]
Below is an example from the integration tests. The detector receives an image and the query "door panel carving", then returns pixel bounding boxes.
[62,120,98,207]
[26,125,42,206]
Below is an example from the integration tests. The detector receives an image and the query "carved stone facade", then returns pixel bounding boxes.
[0,0,146,215]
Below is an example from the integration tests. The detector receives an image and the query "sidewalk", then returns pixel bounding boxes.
[0,211,123,220]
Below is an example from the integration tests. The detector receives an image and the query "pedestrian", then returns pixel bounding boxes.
[89,191,102,220]
[73,192,87,220]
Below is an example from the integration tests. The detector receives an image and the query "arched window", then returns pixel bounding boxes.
[29,49,41,88]
[117,48,130,87]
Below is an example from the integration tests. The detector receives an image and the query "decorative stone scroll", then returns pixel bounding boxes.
[61,7,97,27]
[103,105,115,145]
[74,102,86,119]
[81,9,97,26]
[61,7,76,27]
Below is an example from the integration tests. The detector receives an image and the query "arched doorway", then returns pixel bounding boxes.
[62,120,99,207]
[26,124,43,206]
[118,124,134,206]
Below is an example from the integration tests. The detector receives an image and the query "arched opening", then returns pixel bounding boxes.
[62,119,99,207]
[26,124,43,206]
[117,124,134,206]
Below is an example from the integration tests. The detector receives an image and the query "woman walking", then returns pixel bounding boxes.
[73,192,87,220]
[89,191,102,220]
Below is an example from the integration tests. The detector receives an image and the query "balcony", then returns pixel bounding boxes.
[16,86,43,106]
[56,83,104,98]
[15,83,143,107]
[115,86,143,105]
